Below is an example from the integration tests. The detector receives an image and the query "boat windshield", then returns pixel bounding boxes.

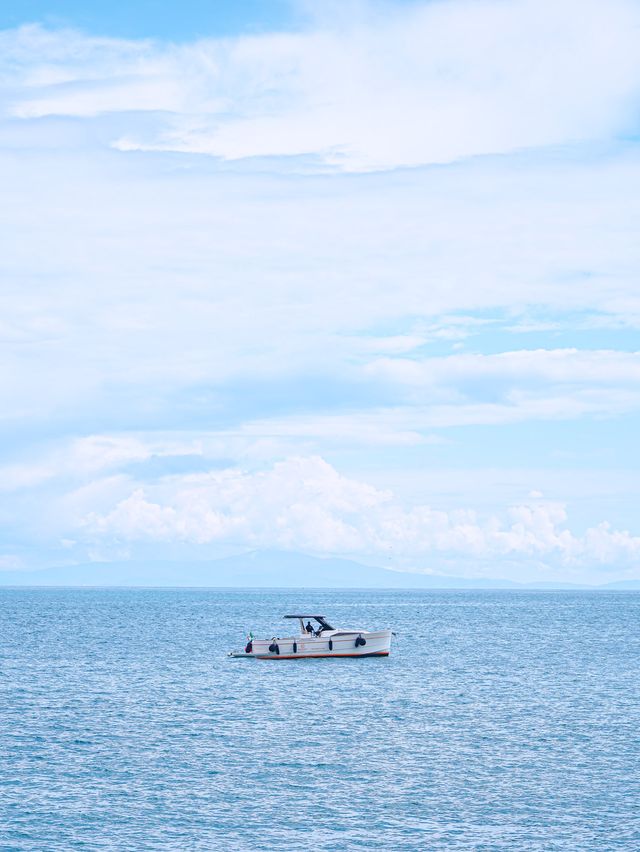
[284,615,335,632]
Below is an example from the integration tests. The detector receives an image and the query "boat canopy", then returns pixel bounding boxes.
[284,614,326,619]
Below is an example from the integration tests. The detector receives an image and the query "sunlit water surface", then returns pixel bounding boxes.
[1,588,638,850]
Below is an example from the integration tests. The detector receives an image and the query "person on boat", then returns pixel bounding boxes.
[305,621,314,634]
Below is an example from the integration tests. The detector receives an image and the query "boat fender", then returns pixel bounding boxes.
[269,642,280,654]
[293,641,297,653]
[355,635,367,647]
[245,640,253,653]
[328,639,333,650]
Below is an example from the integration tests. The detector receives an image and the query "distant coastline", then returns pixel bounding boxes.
[2,550,638,590]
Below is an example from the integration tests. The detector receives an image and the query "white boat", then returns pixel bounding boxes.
[228,614,393,660]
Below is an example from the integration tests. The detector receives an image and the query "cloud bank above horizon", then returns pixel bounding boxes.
[1,0,639,583]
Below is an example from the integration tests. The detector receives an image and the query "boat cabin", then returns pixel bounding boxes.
[284,614,335,637]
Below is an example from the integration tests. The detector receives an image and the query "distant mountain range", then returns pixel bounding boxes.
[1,550,639,589]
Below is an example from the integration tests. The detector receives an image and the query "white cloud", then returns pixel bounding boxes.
[232,392,634,439]
[82,455,640,568]
[233,349,640,437]
[2,430,639,580]
[366,349,640,389]
[235,412,432,446]
[3,0,640,171]
[0,435,203,492]
[1,3,639,584]
[1,130,640,428]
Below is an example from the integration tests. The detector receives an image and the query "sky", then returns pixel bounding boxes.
[1,0,639,584]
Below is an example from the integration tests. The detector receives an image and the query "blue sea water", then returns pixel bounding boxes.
[0,589,638,851]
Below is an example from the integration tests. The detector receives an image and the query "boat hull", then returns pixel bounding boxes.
[257,650,389,660]
[230,629,392,660]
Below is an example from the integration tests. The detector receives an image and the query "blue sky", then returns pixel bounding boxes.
[1,0,640,583]
[0,0,297,39]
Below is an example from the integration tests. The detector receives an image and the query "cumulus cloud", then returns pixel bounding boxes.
[2,430,639,580]
[81,455,640,567]
[2,0,640,171]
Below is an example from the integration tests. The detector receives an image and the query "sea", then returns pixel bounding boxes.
[0,588,638,851]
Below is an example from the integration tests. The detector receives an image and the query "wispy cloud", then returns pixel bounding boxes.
[3,0,640,171]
